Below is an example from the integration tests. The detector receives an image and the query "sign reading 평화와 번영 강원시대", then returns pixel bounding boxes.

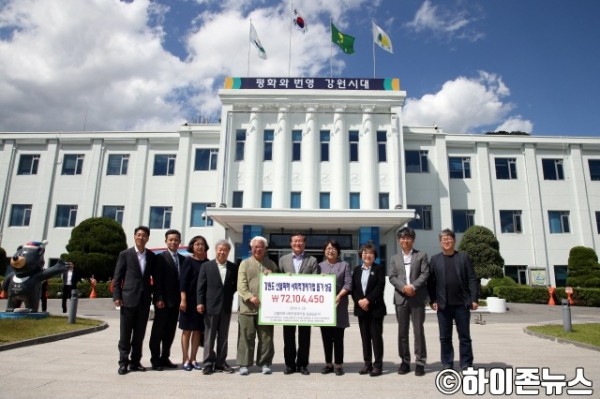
[224,77,400,91]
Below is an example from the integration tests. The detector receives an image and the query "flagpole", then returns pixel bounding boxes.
[329,18,333,78]
[248,20,252,77]
[288,0,293,77]
[372,20,377,78]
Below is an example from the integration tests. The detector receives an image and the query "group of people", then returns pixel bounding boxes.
[110,226,479,377]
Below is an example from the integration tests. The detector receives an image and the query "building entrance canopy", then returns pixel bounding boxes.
[206,208,416,234]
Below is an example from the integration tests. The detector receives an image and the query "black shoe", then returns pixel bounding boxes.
[398,362,410,375]
[359,365,373,375]
[129,363,146,372]
[334,367,345,376]
[203,367,214,375]
[369,368,382,377]
[215,364,234,374]
[152,364,164,371]
[299,367,310,375]
[284,366,296,375]
[118,365,128,375]
[415,365,425,376]
[321,366,334,374]
[442,364,454,370]
[162,359,178,369]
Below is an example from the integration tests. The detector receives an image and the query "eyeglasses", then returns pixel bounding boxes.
[440,237,454,242]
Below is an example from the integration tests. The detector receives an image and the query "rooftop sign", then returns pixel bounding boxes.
[224,77,400,91]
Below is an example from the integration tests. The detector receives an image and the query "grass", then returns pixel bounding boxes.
[0,316,103,345]
[527,323,600,347]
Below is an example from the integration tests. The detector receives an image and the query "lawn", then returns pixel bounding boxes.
[527,323,600,347]
[0,316,103,345]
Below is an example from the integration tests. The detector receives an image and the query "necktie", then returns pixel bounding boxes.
[173,254,179,274]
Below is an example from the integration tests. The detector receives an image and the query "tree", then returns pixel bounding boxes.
[567,246,600,288]
[62,217,128,281]
[458,225,504,280]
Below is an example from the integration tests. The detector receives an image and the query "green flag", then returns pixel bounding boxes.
[331,22,355,54]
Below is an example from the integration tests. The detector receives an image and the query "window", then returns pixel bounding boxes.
[62,154,84,175]
[377,131,387,162]
[153,154,176,176]
[495,158,517,180]
[505,265,528,285]
[553,265,568,287]
[596,212,600,234]
[548,211,570,233]
[232,191,243,208]
[261,192,272,208]
[17,154,40,175]
[408,204,432,230]
[149,206,172,229]
[102,205,124,225]
[9,204,32,226]
[589,159,600,181]
[349,130,359,162]
[449,157,471,179]
[235,129,246,161]
[320,192,330,209]
[349,192,360,209]
[320,130,330,162]
[55,205,78,227]
[378,193,389,209]
[452,209,475,233]
[290,192,301,209]
[107,154,129,175]
[190,203,214,227]
[500,210,523,233]
[542,158,564,180]
[292,130,302,161]
[264,130,274,161]
[195,148,218,171]
[405,150,429,173]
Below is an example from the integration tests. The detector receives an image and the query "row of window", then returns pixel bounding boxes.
[231,191,390,210]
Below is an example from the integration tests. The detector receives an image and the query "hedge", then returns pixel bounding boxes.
[494,286,600,307]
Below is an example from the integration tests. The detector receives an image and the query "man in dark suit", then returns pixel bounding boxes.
[149,229,184,371]
[278,232,319,375]
[427,228,479,371]
[61,262,79,313]
[196,239,238,375]
[352,243,386,377]
[112,226,164,375]
[389,227,429,376]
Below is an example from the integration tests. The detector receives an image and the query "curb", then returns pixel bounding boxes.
[523,327,600,353]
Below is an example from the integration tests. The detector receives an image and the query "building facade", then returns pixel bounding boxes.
[1,77,599,294]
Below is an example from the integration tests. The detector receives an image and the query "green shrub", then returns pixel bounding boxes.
[567,246,600,288]
[458,226,504,279]
[487,276,517,293]
[495,285,600,306]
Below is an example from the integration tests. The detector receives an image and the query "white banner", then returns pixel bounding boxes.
[258,274,337,326]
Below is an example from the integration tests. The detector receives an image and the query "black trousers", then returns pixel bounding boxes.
[320,326,345,365]
[149,306,179,366]
[118,304,150,366]
[283,325,311,368]
[357,314,384,369]
[61,284,73,312]
[202,311,233,368]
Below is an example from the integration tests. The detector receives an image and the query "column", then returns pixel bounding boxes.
[301,106,318,208]
[330,107,347,209]
[359,106,377,209]
[273,107,290,208]
[243,106,262,208]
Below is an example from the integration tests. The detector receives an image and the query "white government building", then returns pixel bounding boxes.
[1,77,599,293]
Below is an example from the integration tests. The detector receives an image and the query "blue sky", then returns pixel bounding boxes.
[0,0,598,136]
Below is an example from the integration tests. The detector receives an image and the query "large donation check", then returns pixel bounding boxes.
[258,273,337,326]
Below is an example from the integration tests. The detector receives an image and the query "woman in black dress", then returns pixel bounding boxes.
[179,235,209,371]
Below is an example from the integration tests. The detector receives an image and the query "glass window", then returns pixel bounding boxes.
[320,130,330,162]
[500,210,523,233]
[9,204,32,226]
[542,159,564,180]
[452,209,475,233]
[17,154,40,175]
[195,148,218,171]
[596,212,600,234]
[554,265,568,287]
[153,154,176,176]
[62,154,84,175]
[232,191,243,208]
[264,129,274,161]
[107,154,129,175]
[495,158,517,180]
[55,205,78,227]
[349,130,359,162]
[261,192,272,208]
[292,130,302,161]
[405,150,429,173]
[102,205,124,225]
[449,157,471,179]
[408,204,432,230]
[190,203,214,227]
[290,192,301,209]
[149,206,172,229]
[548,210,570,233]
[349,192,360,209]
[235,129,246,161]
[589,159,600,181]
[319,192,330,209]
[378,193,389,209]
[377,131,387,162]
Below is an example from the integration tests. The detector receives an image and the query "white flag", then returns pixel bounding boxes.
[250,22,267,60]
[372,22,393,54]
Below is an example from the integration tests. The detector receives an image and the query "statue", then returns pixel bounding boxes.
[1,241,69,313]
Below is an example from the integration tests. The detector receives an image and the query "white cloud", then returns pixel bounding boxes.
[405,0,483,42]
[403,71,533,134]
[496,117,533,133]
